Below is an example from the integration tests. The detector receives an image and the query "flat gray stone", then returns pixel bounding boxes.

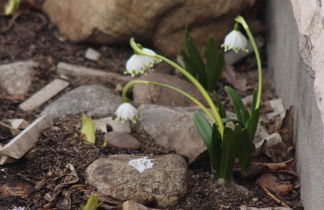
[85,154,187,208]
[138,104,206,163]
[41,85,122,120]
[0,60,35,96]
[133,72,204,107]
[106,132,141,149]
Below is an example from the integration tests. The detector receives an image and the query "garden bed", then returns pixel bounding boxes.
[0,2,303,210]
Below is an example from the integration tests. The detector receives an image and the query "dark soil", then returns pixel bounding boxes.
[0,2,303,210]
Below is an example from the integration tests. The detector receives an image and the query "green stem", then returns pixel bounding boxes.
[129,38,225,136]
[235,16,263,110]
[122,80,215,121]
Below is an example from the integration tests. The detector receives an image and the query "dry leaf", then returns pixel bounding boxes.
[223,66,248,92]
[43,164,80,208]
[241,159,295,178]
[257,173,293,196]
[278,106,295,145]
[0,177,34,198]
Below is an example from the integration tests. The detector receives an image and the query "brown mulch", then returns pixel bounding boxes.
[0,2,303,210]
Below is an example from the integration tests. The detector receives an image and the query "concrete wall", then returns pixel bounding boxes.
[267,1,324,209]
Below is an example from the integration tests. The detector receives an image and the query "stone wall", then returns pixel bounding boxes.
[267,0,324,209]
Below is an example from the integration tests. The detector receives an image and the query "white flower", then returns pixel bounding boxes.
[115,102,138,123]
[125,48,160,76]
[222,30,248,53]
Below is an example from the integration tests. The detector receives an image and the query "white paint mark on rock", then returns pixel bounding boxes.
[128,157,154,173]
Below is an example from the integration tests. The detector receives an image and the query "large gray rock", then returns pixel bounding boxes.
[0,61,35,96]
[133,72,204,107]
[267,1,324,209]
[41,85,122,120]
[138,104,206,163]
[42,0,255,55]
[85,154,187,208]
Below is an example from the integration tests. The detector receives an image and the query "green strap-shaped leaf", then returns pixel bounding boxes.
[247,108,260,143]
[205,37,224,92]
[213,93,226,118]
[225,86,250,126]
[251,88,259,111]
[193,111,212,144]
[193,112,219,171]
[235,124,251,172]
[180,48,196,75]
[218,127,237,181]
[181,31,206,86]
[211,123,222,173]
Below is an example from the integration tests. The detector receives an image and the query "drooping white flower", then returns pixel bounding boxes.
[115,102,138,123]
[125,48,160,76]
[222,30,248,53]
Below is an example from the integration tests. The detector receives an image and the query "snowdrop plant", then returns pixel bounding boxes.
[115,16,263,183]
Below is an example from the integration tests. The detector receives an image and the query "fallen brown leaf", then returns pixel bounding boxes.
[0,177,34,198]
[278,106,295,145]
[241,159,296,178]
[223,66,249,92]
[257,173,293,197]
[43,164,80,208]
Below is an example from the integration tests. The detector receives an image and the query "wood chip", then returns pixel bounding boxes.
[0,114,51,160]
[57,62,131,85]
[19,79,70,111]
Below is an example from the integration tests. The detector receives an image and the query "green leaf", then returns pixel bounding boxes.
[235,124,251,172]
[5,0,21,16]
[80,113,96,144]
[247,108,260,143]
[211,123,222,173]
[251,88,259,111]
[225,86,250,125]
[181,31,206,86]
[81,194,101,210]
[211,92,226,118]
[205,37,224,91]
[218,127,237,181]
[192,112,212,146]
[193,112,220,170]
[180,48,196,75]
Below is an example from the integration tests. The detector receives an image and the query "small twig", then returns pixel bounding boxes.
[261,186,291,208]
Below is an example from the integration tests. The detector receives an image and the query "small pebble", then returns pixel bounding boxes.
[85,48,101,61]
[106,131,141,149]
